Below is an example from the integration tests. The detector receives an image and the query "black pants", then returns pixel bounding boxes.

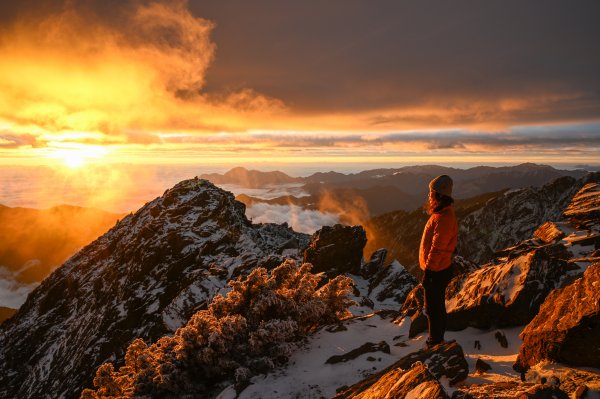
[422,266,453,344]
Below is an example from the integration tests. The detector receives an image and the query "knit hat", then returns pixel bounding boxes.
[429,175,453,197]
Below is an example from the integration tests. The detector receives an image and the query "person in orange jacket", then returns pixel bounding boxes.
[419,174,458,347]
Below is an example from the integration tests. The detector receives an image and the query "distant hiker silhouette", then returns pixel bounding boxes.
[419,175,458,348]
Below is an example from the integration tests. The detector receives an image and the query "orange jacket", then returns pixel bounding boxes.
[419,205,458,271]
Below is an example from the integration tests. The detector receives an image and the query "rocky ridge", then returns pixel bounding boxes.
[0,179,418,399]
[0,179,310,399]
[367,174,594,276]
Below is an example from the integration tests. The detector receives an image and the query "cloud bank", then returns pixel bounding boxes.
[246,203,339,234]
[0,266,39,309]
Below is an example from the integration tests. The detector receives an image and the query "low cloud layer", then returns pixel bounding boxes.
[219,184,309,200]
[245,203,339,234]
[0,267,39,309]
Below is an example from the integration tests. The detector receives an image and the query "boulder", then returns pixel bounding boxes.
[514,262,600,372]
[334,340,468,399]
[303,224,367,277]
[475,358,491,373]
[335,362,448,399]
[533,222,565,243]
[446,246,574,330]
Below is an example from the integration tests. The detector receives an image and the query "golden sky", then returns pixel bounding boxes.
[0,0,599,168]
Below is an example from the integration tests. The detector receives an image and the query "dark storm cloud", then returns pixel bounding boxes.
[1,0,598,131]
[194,0,600,124]
[246,125,600,150]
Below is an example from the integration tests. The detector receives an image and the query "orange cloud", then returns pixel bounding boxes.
[0,0,286,144]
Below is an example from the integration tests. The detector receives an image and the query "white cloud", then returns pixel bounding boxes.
[220,183,310,200]
[0,266,39,309]
[246,203,339,234]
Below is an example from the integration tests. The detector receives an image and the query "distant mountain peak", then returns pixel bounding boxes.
[201,168,301,188]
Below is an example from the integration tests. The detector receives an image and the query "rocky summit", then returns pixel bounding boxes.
[0,178,309,399]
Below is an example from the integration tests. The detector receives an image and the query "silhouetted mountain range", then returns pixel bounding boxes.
[202,163,586,214]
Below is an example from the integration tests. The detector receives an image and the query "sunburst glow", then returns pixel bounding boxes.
[47,145,109,169]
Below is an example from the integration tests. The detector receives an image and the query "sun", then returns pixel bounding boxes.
[48,145,109,169]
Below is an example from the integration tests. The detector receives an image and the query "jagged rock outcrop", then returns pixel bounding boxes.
[334,341,468,398]
[563,182,600,229]
[351,250,418,311]
[446,245,575,330]
[397,174,600,339]
[303,224,367,277]
[453,381,572,399]
[451,255,481,277]
[458,176,590,265]
[399,245,577,335]
[514,262,600,372]
[336,362,448,399]
[361,248,387,278]
[0,178,310,399]
[366,174,596,277]
[366,259,418,307]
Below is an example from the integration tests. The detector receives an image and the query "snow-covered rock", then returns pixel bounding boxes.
[514,262,600,373]
[366,259,418,307]
[446,245,575,330]
[0,178,309,399]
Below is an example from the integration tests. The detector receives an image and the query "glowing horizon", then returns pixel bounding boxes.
[0,1,599,168]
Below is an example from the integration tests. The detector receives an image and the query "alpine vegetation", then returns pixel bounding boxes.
[81,259,354,398]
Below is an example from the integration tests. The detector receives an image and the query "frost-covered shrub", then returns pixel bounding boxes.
[81,260,354,398]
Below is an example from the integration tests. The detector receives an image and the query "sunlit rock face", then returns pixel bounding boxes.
[514,262,600,373]
[563,182,600,230]
[333,340,467,399]
[445,245,575,330]
[0,178,309,399]
[340,362,449,399]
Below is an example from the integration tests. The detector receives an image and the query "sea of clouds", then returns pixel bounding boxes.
[0,266,39,309]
